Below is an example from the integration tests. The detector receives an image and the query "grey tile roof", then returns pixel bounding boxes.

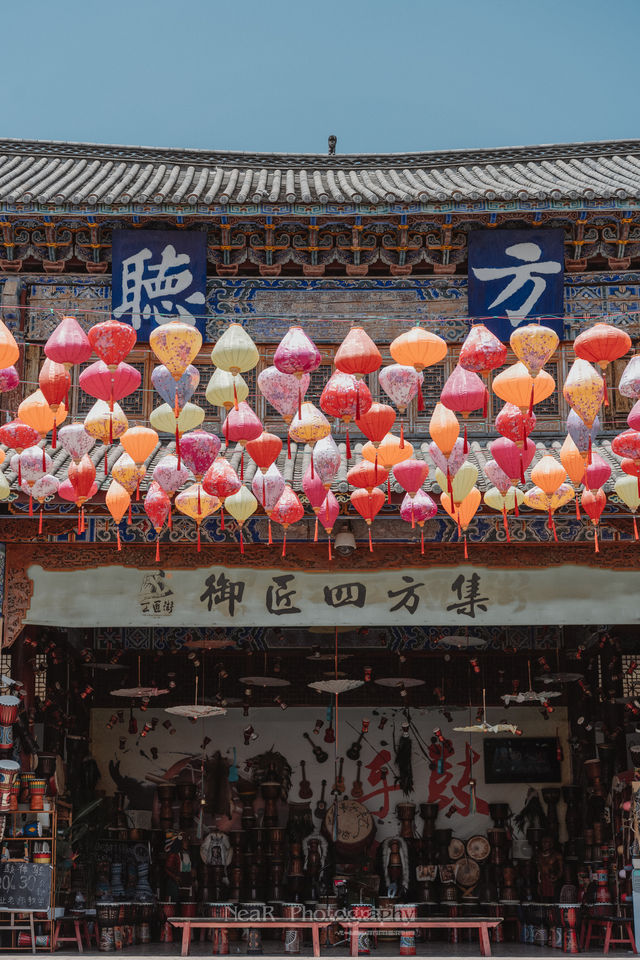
[0,137,640,208]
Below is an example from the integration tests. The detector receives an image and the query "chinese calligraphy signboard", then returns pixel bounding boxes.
[468,228,565,340]
[23,562,640,629]
[111,230,207,340]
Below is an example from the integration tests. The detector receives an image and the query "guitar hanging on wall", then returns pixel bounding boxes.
[298,760,312,800]
[351,760,364,799]
[303,732,328,764]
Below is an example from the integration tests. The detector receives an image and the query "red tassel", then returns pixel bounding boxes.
[168,509,172,530]
[104,450,108,476]
[346,428,351,461]
[52,420,57,450]
[514,497,519,518]
[240,527,244,554]
[314,517,318,542]
[109,414,113,445]
[588,435,592,466]
[136,476,140,501]
[298,387,302,420]
[38,504,43,535]
[635,515,639,541]
[42,446,45,471]
[28,494,33,518]
[457,513,461,538]
[220,505,225,531]
[528,384,534,417]
[576,496,581,520]
[287,431,291,459]
[464,534,468,560]
[224,417,229,447]
[420,528,424,555]
[503,504,510,542]
[155,536,160,563]
[240,450,244,481]
[594,526,599,554]
[417,384,425,413]
[368,528,373,553]
[447,466,453,496]
[176,427,181,469]
[197,484,201,512]
[128,502,132,524]
[328,537,332,561]
[282,530,287,558]
[482,388,488,419]
[411,504,415,529]
[174,394,179,419]
[356,388,361,421]
[77,511,81,535]
[117,528,121,551]
[603,380,609,408]
[233,379,239,411]
[17,462,21,486]
[197,526,201,552]
[268,518,272,545]
[463,424,468,455]
[520,453,526,485]
[387,475,391,504]
[310,451,314,479]
[81,506,85,533]
[400,422,405,448]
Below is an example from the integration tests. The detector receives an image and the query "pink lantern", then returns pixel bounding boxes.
[271,485,305,557]
[393,459,429,497]
[44,316,92,369]
[258,366,310,424]
[222,401,263,478]
[59,477,98,503]
[144,482,172,562]
[0,367,18,393]
[619,355,640,400]
[458,324,507,376]
[318,490,340,559]
[313,434,341,490]
[79,360,141,410]
[628,399,640,431]
[252,463,285,546]
[428,438,467,493]
[153,455,191,496]
[440,364,488,450]
[303,464,329,542]
[495,402,536,446]
[17,446,50,485]
[483,459,512,497]
[378,364,423,413]
[490,436,536,485]
[584,451,611,492]
[400,488,437,554]
[180,429,221,480]
[27,474,59,534]
[58,423,94,463]
[202,457,241,531]
[88,317,137,367]
[273,327,321,378]
[612,429,640,461]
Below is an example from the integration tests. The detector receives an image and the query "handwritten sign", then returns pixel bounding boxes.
[0,862,51,912]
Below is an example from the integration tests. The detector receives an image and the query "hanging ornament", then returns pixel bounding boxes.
[245,431,283,476]
[151,363,200,411]
[495,402,536,446]
[584,451,611,492]
[206,367,249,412]
[560,434,586,517]
[581,487,607,554]
[459,324,507,376]
[38,358,70,447]
[483,459,512,496]
[144,483,172,561]
[574,322,631,372]
[320,371,372,458]
[149,403,205,464]
[18,390,67,463]
[313,434,341,490]
[180,429,221,484]
[111,452,141,522]
[87,316,137,367]
[441,487,481,558]
[393,459,429,501]
[0,420,39,483]
[379,364,423,414]
[120,426,158,498]
[273,326,321,379]
[80,360,141,411]
[58,423,94,463]
[0,366,18,393]
[175,483,220,551]
[0,472,10,502]
[566,408,600,457]
[362,433,413,501]
[428,438,468,495]
[149,321,202,385]
[222,401,263,478]
[429,403,460,457]
[26,474,58,535]
[530,455,566,496]
[153,454,190,497]
[483,486,524,543]
[510,323,559,375]
[628,399,640,431]
[257,366,310,423]
[68,454,97,534]
[44,315,92,370]
[252,463,285,545]
[303,464,329,542]
[435,461,478,506]
[350,487,385,552]
[492,363,555,420]
[84,400,128,474]
[16,446,49,516]
[490,436,536,485]
[619,355,640,401]
[210,323,259,402]
[347,460,389,494]
[334,326,382,381]
[225,486,258,554]
[106,480,131,550]
[400,488,437,553]
[0,318,19,370]
[562,359,604,458]
[202,458,241,531]
[318,489,340,558]
[440,365,487,449]
[356,403,397,460]
[288,402,331,478]
[615,475,640,539]
[524,483,574,542]
[271,486,305,557]
[390,325,447,410]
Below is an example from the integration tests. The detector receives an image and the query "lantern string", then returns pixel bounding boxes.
[634,515,638,541]
[240,527,244,555]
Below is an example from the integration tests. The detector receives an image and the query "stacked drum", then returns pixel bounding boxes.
[0,695,19,753]
[96,902,119,952]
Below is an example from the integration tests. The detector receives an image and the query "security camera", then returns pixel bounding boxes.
[334,526,356,556]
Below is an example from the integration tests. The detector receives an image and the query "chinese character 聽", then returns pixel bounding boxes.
[471,241,561,326]
[113,243,206,329]
[446,573,489,619]
[323,582,366,608]
[266,575,300,616]
[200,572,245,616]
[387,575,424,615]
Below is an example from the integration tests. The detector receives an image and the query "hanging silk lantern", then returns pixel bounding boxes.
[320,371,372,458]
[347,460,389,494]
[435,461,478,506]
[245,432,282,475]
[584,451,611,492]
[574,322,631,374]
[27,474,58,534]
[153,455,190,496]
[619,355,640,400]
[459,324,507,376]
[180,429,221,482]
[400,488,437,554]
[68,454,96,534]
[222,401,263,478]
[524,483,574,542]
[0,473,9,501]
[429,403,460,459]
[112,452,140,523]
[57,423,94,463]
[44,316,92,370]
[81,359,141,412]
[18,446,49,517]
[313,434,341,490]
[88,314,136,364]
[318,489,340,559]
[175,483,220,552]
[0,420,39,483]
[581,488,606,554]
[628,400,640,431]
[355,402,396,467]
[611,429,640,470]
[210,323,259,401]
[483,459,513,496]
[225,486,258,554]
[258,366,310,422]
[288,402,331,478]
[490,436,536,485]
[350,487,385,553]
[493,363,555,420]
[274,326,321,379]
[441,487,481,558]
[120,426,158,498]
[202,458,241,531]
[567,408,600,456]
[495,402,536,446]
[252,463,285,545]
[362,433,413,501]
[206,367,249,411]
[390,326,447,410]
[84,400,128,474]
[484,485,524,543]
[531,456,566,496]
[18,390,67,467]
[38,358,70,447]
[150,320,202,385]
[303,464,328,542]
[149,402,205,466]
[563,359,604,460]
[440,365,488,449]
[510,324,559,376]
[0,367,18,393]
[560,434,586,518]
[0,318,19,370]
[379,365,423,413]
[144,482,172,561]
[150,361,200,410]
[334,327,382,381]
[615,475,640,540]
[271,486,305,557]
[428,438,467,497]
[393,459,429,499]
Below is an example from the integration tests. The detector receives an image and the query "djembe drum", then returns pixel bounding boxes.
[377,898,397,942]
[243,901,266,955]
[352,903,372,956]
[397,902,418,956]
[121,902,134,947]
[282,902,303,954]
[0,759,19,812]
[96,902,119,952]
[158,901,174,943]
[137,902,154,943]
[0,695,20,753]
[560,904,580,954]
[18,770,35,805]
[208,902,231,955]
[29,778,47,811]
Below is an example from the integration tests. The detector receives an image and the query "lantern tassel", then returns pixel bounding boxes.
[503,504,510,543]
[136,476,140,501]
[104,449,108,476]
[197,483,201,512]
[603,380,609,408]
[168,508,172,530]
[400,422,405,448]
[240,450,244,482]
[287,430,291,460]
[17,462,21,486]
[345,428,351,461]
[520,453,525,485]
[240,527,244,555]
[220,505,225,531]
[464,534,468,560]
[298,387,302,420]
[282,530,287,558]
[233,379,239,411]
[482,388,488,419]
[117,527,121,551]
[387,474,391,504]
[356,388,360,421]
[310,450,314,479]
[109,414,113,445]
[528,384,534,417]
[268,518,272,545]
[155,536,160,563]
[463,424,468,455]
[38,504,43,535]
[314,516,318,542]
[594,526,599,554]
[42,446,46,471]
[28,494,33,518]
[128,502,132,525]
[411,504,415,529]
[174,394,179,419]
[197,526,201,552]
[417,384,425,413]
[548,507,558,543]
[634,515,639,541]
[328,536,332,561]
[368,528,373,553]
[588,435,592,466]
[52,420,57,450]
[575,494,581,520]
[514,497,519,518]
[447,466,453,496]
[176,428,181,470]
[420,528,424,555]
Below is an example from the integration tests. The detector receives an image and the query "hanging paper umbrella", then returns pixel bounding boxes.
[0,366,18,393]
[38,358,70,447]
[390,326,447,411]
[303,464,329,542]
[435,461,478,506]
[202,457,241,531]
[510,324,559,376]
[112,452,143,524]
[144,482,172,561]
[440,365,488,449]
[210,323,259,407]
[615,475,640,540]
[252,463,285,546]
[619,355,640,400]
[106,479,131,550]
[574,322,631,404]
[0,318,19,370]
[222,401,263,478]
[429,403,460,458]
[584,451,611,492]
[27,474,59,535]
[44,315,92,370]
[245,431,282,476]
[313,434,341,490]
[175,483,220,551]
[318,490,340,559]
[560,434,586,518]
[149,320,202,387]
[459,324,507,376]
[18,390,67,467]
[581,487,607,554]
[320,371,372,458]
[80,360,141,411]
[441,486,481,558]
[524,483,574,542]
[484,486,524,543]
[68,454,97,534]
[495,402,536,446]
[483,459,513,496]
[350,486,385,552]
[379,365,423,416]
[400,488,437,554]
[206,367,249,412]
[225,486,258,554]
[0,420,39,483]
[84,400,128,474]
[288,402,331,478]
[490,436,536,485]
[563,359,604,460]
[271,486,305,557]
[58,423,95,464]
[566,408,600,457]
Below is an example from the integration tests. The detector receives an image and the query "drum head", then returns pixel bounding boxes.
[466,835,491,861]
[448,838,465,860]
[456,856,480,888]
[322,797,374,858]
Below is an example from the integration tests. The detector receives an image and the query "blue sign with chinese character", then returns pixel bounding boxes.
[112,230,207,340]
[468,228,564,340]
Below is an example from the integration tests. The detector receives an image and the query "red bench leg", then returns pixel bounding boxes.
[312,925,320,957]
[181,923,191,958]
[603,921,613,955]
[479,924,492,957]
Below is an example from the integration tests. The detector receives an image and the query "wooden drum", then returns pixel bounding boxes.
[322,797,375,860]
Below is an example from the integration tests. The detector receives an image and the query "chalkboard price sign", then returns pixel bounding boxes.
[0,862,51,912]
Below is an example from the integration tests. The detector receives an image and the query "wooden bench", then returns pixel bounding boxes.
[169,917,334,957]
[338,917,503,957]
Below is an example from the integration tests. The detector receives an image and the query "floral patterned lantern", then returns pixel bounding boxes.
[80,360,141,412]
[152,454,190,529]
[252,462,285,545]
[274,326,321,379]
[88,316,137,366]
[313,434,341,490]
[441,486,481,558]
[611,430,640,497]
[57,423,94,464]
[180,429,221,485]
[150,321,202,413]
[68,454,97,533]
[347,460,389,495]
[495,402,536,447]
[303,463,328,542]
[0,318,19,370]
[149,403,205,465]
[490,436,536,485]
[584,451,611,492]
[120,426,159,498]
[206,368,249,412]
[563,359,604,461]
[222,401,263,478]
[581,488,607,553]
[350,487,385,552]
[144,482,172,561]
[288,402,331,478]
[379,365,423,415]
[574,322,631,405]
[258,365,310,421]
[17,446,50,518]
[225,486,258,554]
[615,475,640,539]
[390,326,447,411]
[459,324,507,376]
[151,363,199,412]
[320,371,372,458]
[510,324,559,376]
[26,474,59,535]
[271,486,305,557]
[567,408,600,457]
[524,483,574,542]
[440,365,487,450]
[619,355,640,400]
[111,452,140,522]
[318,489,340,559]
[428,438,467,496]
[84,400,128,474]
[44,316,92,371]
[484,485,524,542]
[0,367,18,393]
[38,358,70,447]
[210,323,259,408]
[0,420,39,484]
[18,390,67,466]
[362,433,413,501]
[400,488,437,554]
[202,457,241,530]
[628,400,640,431]
[483,459,513,496]
[175,483,220,552]
[560,434,586,518]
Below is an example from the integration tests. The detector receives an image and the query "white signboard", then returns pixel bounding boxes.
[23,563,640,627]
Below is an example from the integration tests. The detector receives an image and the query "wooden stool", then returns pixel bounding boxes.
[53,916,91,952]
[583,915,637,954]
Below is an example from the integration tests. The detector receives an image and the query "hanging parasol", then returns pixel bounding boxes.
[502,689,561,705]
[437,634,487,649]
[374,677,425,688]
[110,686,169,698]
[165,704,227,719]
[308,679,364,695]
[240,676,291,688]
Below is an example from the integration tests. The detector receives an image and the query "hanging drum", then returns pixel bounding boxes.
[466,835,491,862]
[448,837,465,861]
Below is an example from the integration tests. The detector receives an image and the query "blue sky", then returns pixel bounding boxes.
[5,0,640,154]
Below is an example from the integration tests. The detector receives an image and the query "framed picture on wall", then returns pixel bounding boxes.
[483,737,561,784]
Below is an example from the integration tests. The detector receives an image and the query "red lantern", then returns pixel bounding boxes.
[68,454,96,534]
[355,403,396,457]
[495,402,536,446]
[334,327,382,379]
[303,464,328,542]
[44,316,92,369]
[38,358,70,448]
[393,458,429,496]
[581,487,607,554]
[440,364,488,450]
[271,486,305,557]
[79,360,141,411]
[144,482,172,562]
[458,324,507,376]
[611,429,640,461]
[584,452,611,492]
[0,420,40,484]
[245,432,283,473]
[222,401,263,478]
[574,322,631,405]
[202,458,241,531]
[320,371,372,458]
[347,461,389,493]
[490,436,536,485]
[350,487,385,552]
[87,317,137,367]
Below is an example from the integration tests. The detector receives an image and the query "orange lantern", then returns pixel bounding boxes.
[112,452,143,524]
[245,432,283,474]
[524,483,574,543]
[347,461,389,494]
[106,480,131,551]
[362,433,414,502]
[429,403,460,458]
[175,483,220,552]
[390,326,448,411]
[18,390,67,469]
[334,327,382,380]
[530,456,566,496]
[574,322,632,408]
[84,400,129,476]
[350,487,385,553]
[120,427,159,498]
[0,319,19,370]
[68,454,96,534]
[441,487,481,559]
[356,403,397,457]
[560,434,586,518]
[38,359,70,448]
